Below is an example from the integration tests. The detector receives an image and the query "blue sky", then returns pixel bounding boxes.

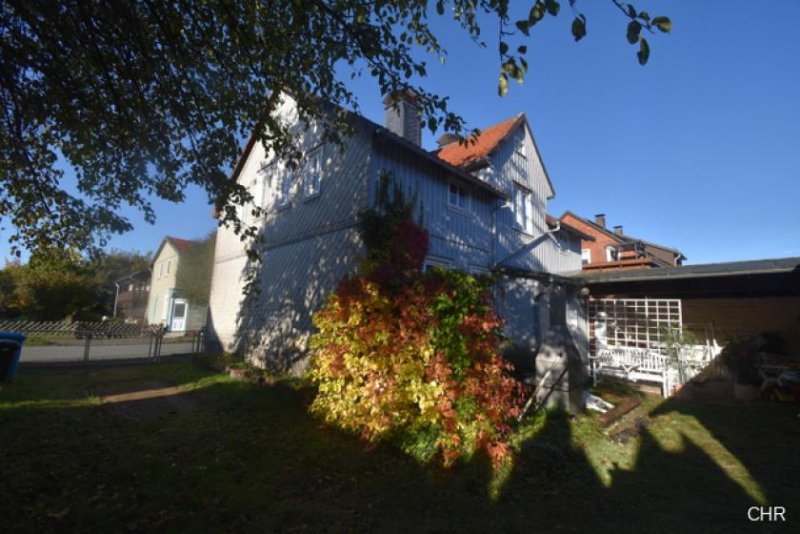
[3,1,798,264]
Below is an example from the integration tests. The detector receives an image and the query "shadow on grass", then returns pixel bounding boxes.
[1,365,797,532]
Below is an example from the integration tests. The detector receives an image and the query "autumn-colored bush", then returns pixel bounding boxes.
[308,180,524,467]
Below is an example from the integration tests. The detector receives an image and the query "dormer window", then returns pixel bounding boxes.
[606,246,619,262]
[448,181,469,210]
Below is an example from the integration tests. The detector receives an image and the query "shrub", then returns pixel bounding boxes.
[307,177,524,467]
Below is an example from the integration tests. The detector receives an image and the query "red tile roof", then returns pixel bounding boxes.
[436,115,522,168]
[166,236,194,253]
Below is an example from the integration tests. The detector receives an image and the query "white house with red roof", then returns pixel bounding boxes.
[208,92,589,389]
[146,236,207,333]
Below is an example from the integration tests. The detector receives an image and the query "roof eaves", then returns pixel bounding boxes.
[374,127,508,199]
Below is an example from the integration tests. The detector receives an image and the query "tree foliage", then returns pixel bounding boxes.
[0,249,151,320]
[1,1,670,255]
[175,231,216,306]
[308,179,524,467]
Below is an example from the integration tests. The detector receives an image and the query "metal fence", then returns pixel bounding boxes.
[0,320,207,364]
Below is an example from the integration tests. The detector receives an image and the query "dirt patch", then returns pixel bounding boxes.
[93,379,200,420]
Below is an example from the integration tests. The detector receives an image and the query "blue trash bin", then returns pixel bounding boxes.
[0,332,26,381]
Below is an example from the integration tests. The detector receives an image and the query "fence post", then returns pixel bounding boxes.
[154,331,163,361]
[83,332,92,362]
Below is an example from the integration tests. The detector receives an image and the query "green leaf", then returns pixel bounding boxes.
[627,5,637,18]
[545,0,560,17]
[571,15,587,42]
[529,2,546,24]
[498,73,509,97]
[499,41,509,55]
[653,16,672,33]
[637,37,650,65]
[639,11,651,22]
[515,20,531,35]
[626,20,641,44]
[435,0,444,16]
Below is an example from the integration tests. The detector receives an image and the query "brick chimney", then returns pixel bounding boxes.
[384,89,421,146]
[614,225,623,236]
[594,213,606,228]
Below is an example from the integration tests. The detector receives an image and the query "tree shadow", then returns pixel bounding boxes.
[3,365,796,532]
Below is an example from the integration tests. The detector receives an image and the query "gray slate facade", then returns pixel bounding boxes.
[207,93,587,377]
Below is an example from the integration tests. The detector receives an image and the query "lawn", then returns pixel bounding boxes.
[1,361,797,532]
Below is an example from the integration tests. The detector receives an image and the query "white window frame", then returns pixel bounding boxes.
[250,169,268,221]
[468,264,490,276]
[448,181,469,211]
[423,256,451,272]
[512,184,533,234]
[582,249,592,265]
[274,164,294,210]
[303,148,323,200]
[605,246,619,262]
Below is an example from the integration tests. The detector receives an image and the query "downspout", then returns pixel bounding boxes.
[113,282,120,318]
[545,221,563,250]
[491,197,499,267]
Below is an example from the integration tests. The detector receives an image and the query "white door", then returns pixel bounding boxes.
[170,299,188,332]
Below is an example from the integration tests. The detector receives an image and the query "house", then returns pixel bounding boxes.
[560,211,686,272]
[145,236,208,333]
[113,270,150,325]
[207,91,589,404]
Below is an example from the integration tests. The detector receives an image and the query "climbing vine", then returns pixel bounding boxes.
[308,174,524,467]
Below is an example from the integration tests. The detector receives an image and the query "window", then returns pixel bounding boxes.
[303,149,322,199]
[166,260,171,274]
[468,265,490,276]
[249,170,267,220]
[275,165,294,209]
[581,249,591,265]
[158,263,164,278]
[513,184,533,233]
[605,246,619,262]
[448,182,469,210]
[423,256,451,272]
[512,130,527,170]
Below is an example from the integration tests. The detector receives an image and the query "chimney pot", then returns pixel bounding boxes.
[613,225,623,236]
[384,89,422,146]
[595,213,606,228]
[436,132,462,147]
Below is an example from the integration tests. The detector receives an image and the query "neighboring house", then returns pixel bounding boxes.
[113,270,151,325]
[208,91,588,386]
[146,236,208,333]
[560,212,686,272]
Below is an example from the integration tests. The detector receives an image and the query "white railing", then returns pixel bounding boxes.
[591,344,717,397]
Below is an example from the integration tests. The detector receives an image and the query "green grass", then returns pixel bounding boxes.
[1,363,798,532]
